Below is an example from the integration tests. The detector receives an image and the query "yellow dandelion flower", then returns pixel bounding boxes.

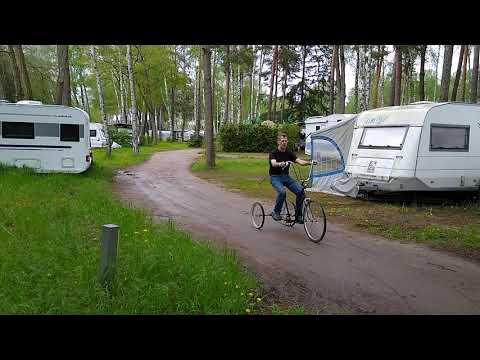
[248,292,254,297]
[246,309,251,313]
[256,298,262,302]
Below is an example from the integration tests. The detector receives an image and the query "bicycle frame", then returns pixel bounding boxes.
[275,162,311,226]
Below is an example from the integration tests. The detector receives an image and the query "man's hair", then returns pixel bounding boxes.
[277,132,288,141]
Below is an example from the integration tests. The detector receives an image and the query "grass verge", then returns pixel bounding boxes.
[191,152,480,261]
[0,143,286,314]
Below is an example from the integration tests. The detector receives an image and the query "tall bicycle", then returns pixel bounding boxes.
[250,161,327,243]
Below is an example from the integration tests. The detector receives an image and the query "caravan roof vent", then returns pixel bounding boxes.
[16,100,43,105]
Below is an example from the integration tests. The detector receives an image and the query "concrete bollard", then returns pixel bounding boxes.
[99,224,119,289]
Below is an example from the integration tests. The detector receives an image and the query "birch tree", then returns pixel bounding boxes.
[126,45,139,154]
[91,46,111,157]
[267,45,278,122]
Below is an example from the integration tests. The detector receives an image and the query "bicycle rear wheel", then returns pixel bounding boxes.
[251,202,265,229]
[302,198,327,243]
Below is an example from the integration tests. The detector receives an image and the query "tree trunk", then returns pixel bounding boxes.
[281,66,287,123]
[249,46,255,121]
[418,45,427,101]
[340,45,346,113]
[380,59,386,107]
[119,66,127,123]
[371,46,384,109]
[55,45,71,106]
[91,46,111,157]
[83,83,91,116]
[254,46,264,121]
[267,45,278,122]
[393,46,402,106]
[335,46,346,113]
[202,46,215,168]
[195,59,202,136]
[470,45,479,103]
[354,46,359,112]
[239,62,243,123]
[433,45,441,101]
[8,45,24,101]
[452,45,465,101]
[223,45,230,125]
[13,45,32,100]
[212,49,217,132]
[460,46,469,102]
[111,69,121,118]
[170,46,177,141]
[300,45,307,119]
[440,45,454,102]
[126,45,139,154]
[151,109,158,143]
[389,61,396,106]
[273,48,279,122]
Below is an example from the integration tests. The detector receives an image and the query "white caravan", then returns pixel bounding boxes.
[90,122,108,148]
[307,102,480,196]
[90,122,121,149]
[346,102,480,193]
[0,100,92,173]
[305,114,356,155]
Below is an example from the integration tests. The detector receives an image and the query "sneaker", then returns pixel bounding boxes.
[271,212,282,221]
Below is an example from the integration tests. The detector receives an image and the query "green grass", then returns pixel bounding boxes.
[0,142,275,314]
[191,153,480,260]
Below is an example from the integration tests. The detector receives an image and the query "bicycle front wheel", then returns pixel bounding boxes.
[302,198,327,243]
[251,202,265,229]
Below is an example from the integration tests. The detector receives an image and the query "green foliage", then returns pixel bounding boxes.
[187,134,204,148]
[109,128,132,147]
[219,123,300,153]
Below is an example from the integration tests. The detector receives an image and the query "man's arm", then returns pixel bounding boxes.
[271,159,287,168]
[295,158,315,166]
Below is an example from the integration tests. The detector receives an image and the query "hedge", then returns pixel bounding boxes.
[218,123,300,153]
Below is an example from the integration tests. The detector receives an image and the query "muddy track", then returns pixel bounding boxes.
[113,149,480,314]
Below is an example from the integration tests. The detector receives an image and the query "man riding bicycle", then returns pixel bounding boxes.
[269,132,315,224]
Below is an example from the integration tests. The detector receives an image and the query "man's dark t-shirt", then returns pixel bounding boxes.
[269,149,297,175]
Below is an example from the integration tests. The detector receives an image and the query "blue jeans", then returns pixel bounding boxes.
[270,175,305,219]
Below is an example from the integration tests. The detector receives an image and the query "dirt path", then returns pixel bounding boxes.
[114,149,480,314]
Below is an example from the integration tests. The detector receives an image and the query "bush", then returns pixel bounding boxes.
[110,128,133,148]
[187,134,204,148]
[218,123,300,153]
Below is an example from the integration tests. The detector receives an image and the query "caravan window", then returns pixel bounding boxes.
[90,130,97,137]
[430,125,469,151]
[2,122,35,139]
[60,124,80,142]
[359,126,408,149]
